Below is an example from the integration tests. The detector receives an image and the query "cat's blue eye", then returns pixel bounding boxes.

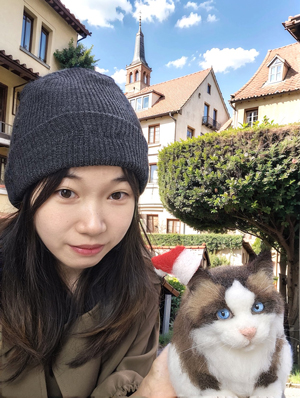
[252,302,264,313]
[217,309,231,320]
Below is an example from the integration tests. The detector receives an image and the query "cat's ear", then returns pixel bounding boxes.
[247,250,273,277]
[187,266,213,291]
[151,246,202,285]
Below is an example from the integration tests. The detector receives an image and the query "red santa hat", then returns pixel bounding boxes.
[152,246,201,285]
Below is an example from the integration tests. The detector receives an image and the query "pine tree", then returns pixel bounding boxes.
[54,38,99,69]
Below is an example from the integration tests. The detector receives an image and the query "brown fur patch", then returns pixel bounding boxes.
[255,337,284,388]
[172,311,220,391]
[184,280,225,326]
[247,271,284,315]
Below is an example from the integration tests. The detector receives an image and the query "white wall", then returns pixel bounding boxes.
[232,91,300,127]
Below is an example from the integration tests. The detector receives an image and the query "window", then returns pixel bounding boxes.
[148,125,160,144]
[207,84,211,94]
[149,164,158,183]
[270,63,282,83]
[203,103,210,123]
[213,109,217,128]
[0,155,7,185]
[39,28,48,62]
[143,96,149,109]
[0,83,7,133]
[187,126,194,139]
[129,72,133,84]
[245,109,258,126]
[204,103,209,117]
[135,70,139,82]
[136,97,142,111]
[21,12,33,51]
[167,219,181,234]
[143,72,147,84]
[146,215,159,233]
[129,95,150,111]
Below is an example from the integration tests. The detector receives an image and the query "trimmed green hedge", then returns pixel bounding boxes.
[147,233,243,251]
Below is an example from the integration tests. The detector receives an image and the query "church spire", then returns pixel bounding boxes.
[130,16,149,67]
[125,15,152,93]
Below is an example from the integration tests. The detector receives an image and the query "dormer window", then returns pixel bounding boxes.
[129,95,150,111]
[269,60,282,83]
[267,56,289,84]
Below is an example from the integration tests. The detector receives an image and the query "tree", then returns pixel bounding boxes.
[54,38,99,69]
[158,124,300,357]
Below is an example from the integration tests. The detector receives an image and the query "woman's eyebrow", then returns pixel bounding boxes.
[64,173,128,182]
[64,172,81,180]
[112,176,128,183]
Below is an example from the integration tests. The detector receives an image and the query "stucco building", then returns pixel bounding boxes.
[0,0,91,213]
[125,20,230,234]
[230,15,300,128]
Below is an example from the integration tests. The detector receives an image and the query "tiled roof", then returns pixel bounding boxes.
[218,117,232,131]
[126,68,211,119]
[230,42,300,103]
[0,50,40,81]
[282,14,300,42]
[44,0,91,38]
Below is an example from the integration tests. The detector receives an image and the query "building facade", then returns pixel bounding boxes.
[0,0,91,213]
[125,22,230,234]
[230,16,300,128]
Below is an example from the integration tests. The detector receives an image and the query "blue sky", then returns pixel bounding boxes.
[62,0,299,114]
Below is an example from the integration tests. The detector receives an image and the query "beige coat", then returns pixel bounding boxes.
[1,283,160,398]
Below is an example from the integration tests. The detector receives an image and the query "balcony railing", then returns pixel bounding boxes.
[202,116,220,131]
[0,121,13,137]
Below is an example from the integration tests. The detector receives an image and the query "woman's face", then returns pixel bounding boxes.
[34,166,135,286]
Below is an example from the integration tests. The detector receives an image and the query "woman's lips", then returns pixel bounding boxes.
[70,245,104,256]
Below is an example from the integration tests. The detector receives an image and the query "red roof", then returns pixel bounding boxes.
[0,50,40,81]
[44,0,91,37]
[126,68,212,120]
[231,42,300,103]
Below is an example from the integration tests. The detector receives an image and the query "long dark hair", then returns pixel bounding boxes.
[0,168,158,382]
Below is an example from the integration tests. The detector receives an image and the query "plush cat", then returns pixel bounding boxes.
[152,247,293,398]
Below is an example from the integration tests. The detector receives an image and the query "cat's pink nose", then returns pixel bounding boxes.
[239,327,257,341]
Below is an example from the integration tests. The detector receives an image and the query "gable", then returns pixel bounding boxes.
[231,43,300,103]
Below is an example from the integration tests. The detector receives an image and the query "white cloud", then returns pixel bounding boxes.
[207,14,218,22]
[176,12,201,28]
[199,47,259,73]
[111,68,126,85]
[188,55,197,66]
[133,0,175,23]
[95,67,109,74]
[184,1,199,10]
[199,0,214,12]
[61,0,132,28]
[166,56,188,68]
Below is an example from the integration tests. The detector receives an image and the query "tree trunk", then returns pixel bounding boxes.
[279,251,287,301]
[287,251,299,364]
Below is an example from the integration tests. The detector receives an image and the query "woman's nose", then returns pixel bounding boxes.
[76,205,106,235]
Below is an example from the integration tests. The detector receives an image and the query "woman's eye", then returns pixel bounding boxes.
[110,192,126,200]
[216,308,231,320]
[252,302,264,313]
[57,189,74,199]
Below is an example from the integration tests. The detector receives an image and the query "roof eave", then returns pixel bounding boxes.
[230,88,300,104]
[43,0,91,38]
[0,50,40,81]
[138,110,180,121]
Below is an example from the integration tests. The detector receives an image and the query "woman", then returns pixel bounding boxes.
[0,68,175,398]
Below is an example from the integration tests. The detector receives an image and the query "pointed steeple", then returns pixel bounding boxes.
[131,16,149,67]
[125,16,152,93]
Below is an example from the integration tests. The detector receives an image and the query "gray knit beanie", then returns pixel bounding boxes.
[5,68,149,207]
